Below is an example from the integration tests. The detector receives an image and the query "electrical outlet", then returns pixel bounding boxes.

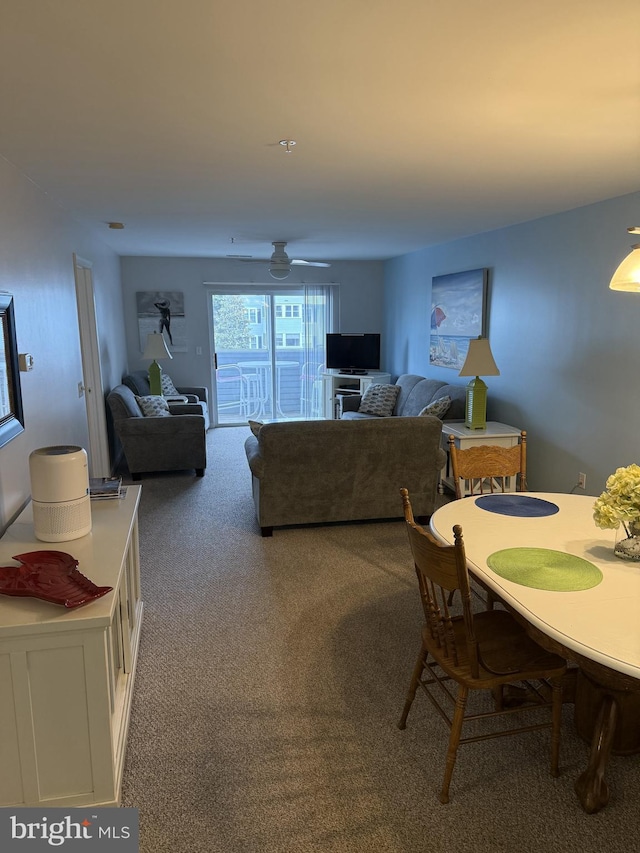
[578,472,586,490]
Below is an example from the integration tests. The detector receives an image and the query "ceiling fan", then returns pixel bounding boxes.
[233,241,331,280]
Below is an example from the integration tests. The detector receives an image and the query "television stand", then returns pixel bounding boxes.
[321,370,391,419]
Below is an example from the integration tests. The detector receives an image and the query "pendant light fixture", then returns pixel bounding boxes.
[609,227,640,292]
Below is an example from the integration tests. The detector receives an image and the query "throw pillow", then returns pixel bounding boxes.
[160,373,180,397]
[248,419,263,437]
[358,383,400,417]
[418,395,451,419]
[136,395,171,417]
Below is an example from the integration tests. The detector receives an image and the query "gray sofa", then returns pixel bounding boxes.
[122,369,210,429]
[107,384,207,478]
[244,416,446,536]
[340,373,467,421]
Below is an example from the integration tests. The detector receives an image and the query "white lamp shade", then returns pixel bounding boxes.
[459,337,500,377]
[609,245,640,292]
[143,332,172,360]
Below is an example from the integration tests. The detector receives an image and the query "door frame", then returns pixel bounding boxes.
[73,254,111,477]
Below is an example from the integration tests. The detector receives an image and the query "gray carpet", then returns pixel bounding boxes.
[120,427,639,852]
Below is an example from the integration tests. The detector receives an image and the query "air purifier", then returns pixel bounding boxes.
[29,445,92,542]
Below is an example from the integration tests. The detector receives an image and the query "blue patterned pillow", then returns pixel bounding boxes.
[160,373,180,396]
[136,395,171,417]
[358,384,400,417]
[418,395,451,419]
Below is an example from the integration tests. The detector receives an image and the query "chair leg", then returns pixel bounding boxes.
[398,644,428,729]
[440,684,469,804]
[550,677,563,778]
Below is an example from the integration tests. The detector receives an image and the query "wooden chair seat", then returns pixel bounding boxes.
[397,487,566,804]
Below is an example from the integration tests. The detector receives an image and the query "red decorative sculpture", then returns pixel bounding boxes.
[0,550,112,608]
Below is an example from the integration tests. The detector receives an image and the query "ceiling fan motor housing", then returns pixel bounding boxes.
[269,241,291,278]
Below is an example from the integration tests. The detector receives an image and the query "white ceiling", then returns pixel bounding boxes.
[1,1,639,263]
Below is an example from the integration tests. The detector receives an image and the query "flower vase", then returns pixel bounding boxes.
[614,521,640,562]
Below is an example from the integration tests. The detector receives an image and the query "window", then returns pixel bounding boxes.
[275,304,301,318]
[208,284,338,424]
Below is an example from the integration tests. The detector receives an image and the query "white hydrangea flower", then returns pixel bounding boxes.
[593,464,640,532]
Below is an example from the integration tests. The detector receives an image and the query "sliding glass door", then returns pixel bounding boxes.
[208,285,337,426]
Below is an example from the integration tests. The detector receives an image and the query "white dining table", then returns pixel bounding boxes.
[429,491,640,813]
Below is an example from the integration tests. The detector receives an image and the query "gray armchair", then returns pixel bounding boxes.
[107,384,206,479]
[122,370,210,429]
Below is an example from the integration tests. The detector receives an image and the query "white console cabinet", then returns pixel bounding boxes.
[0,485,143,808]
[321,370,391,419]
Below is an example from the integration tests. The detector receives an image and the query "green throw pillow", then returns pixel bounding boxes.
[136,395,171,417]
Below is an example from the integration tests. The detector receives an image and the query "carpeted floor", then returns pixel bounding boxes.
[120,427,640,852]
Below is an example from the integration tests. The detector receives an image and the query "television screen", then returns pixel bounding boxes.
[325,333,381,372]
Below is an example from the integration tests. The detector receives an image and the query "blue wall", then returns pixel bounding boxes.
[383,191,640,494]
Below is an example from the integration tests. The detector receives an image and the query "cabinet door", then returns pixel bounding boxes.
[122,520,141,664]
[107,592,126,713]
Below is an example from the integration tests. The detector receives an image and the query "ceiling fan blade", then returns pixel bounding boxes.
[290,259,331,268]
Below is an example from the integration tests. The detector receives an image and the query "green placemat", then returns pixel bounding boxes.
[486,548,603,591]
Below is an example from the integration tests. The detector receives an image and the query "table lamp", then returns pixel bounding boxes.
[458,337,499,430]
[143,332,172,395]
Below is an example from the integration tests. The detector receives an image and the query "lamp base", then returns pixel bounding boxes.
[465,377,488,429]
[148,360,163,396]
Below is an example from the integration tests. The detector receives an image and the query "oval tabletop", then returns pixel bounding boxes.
[429,492,640,680]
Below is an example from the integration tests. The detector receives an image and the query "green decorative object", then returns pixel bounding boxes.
[486,547,603,592]
[464,377,488,430]
[142,331,172,396]
[148,360,163,395]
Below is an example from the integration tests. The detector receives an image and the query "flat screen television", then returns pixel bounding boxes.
[325,333,381,373]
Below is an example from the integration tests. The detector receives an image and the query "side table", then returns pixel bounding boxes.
[440,420,523,495]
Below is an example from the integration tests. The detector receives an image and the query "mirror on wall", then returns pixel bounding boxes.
[0,293,24,448]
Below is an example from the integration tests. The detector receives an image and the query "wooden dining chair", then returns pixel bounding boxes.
[448,431,527,499]
[397,487,566,804]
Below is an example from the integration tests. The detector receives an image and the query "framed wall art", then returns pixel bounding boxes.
[430,268,488,370]
[136,291,187,353]
[0,292,24,448]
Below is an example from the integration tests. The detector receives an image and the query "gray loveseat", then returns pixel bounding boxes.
[123,369,210,429]
[340,373,467,421]
[244,416,446,536]
[107,384,207,478]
